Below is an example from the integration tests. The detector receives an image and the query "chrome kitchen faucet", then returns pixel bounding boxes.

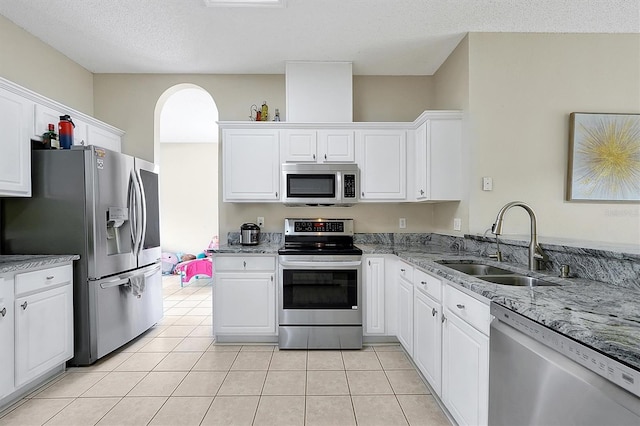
[491,201,548,271]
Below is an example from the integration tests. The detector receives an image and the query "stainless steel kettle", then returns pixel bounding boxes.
[240,223,260,246]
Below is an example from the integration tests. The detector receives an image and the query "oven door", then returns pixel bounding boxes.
[279,255,362,326]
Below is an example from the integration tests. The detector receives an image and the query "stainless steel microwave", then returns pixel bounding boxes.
[281,163,359,206]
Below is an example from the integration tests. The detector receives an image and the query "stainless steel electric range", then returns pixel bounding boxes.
[278,218,363,349]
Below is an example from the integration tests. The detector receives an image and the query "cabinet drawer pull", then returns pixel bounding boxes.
[421,281,427,285]
[456,304,465,309]
[243,261,247,268]
[46,275,55,280]
[432,308,437,317]
[0,307,6,317]
[21,301,28,310]
[441,314,446,323]
[400,268,405,272]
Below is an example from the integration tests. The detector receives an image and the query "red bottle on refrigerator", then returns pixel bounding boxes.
[58,115,75,149]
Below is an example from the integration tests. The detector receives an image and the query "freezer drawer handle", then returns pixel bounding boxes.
[0,307,6,317]
[21,301,28,310]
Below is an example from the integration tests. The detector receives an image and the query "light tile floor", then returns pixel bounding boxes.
[0,275,450,426]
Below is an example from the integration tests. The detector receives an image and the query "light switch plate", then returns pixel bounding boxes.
[453,218,462,231]
[399,218,406,229]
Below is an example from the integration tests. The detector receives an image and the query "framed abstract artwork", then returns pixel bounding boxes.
[567,112,640,201]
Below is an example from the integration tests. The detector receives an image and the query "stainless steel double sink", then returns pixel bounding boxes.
[437,261,559,287]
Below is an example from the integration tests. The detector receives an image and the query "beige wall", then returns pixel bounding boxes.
[160,143,219,254]
[432,35,470,237]
[0,15,93,114]
[466,33,640,247]
[93,74,435,244]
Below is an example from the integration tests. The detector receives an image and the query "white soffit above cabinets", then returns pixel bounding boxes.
[0,0,637,75]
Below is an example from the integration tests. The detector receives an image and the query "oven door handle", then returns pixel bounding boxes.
[279,260,362,268]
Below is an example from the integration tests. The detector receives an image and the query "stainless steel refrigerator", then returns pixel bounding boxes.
[1,145,163,365]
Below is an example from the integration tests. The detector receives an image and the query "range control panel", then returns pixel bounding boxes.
[284,218,354,236]
[491,303,640,398]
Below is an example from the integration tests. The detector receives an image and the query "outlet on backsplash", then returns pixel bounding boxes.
[257,217,264,227]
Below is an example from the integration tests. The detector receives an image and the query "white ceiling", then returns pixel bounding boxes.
[1,0,638,75]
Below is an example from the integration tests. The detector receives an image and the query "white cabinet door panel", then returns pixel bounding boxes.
[0,88,33,197]
[0,277,14,399]
[356,129,406,200]
[414,289,442,396]
[318,129,355,162]
[282,129,317,162]
[14,284,73,387]
[364,257,385,335]
[396,276,414,356]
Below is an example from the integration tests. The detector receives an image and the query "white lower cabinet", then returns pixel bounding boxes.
[442,285,490,426]
[396,261,414,356]
[0,262,74,408]
[15,283,73,387]
[413,269,443,396]
[363,256,385,335]
[213,255,277,337]
[0,277,14,400]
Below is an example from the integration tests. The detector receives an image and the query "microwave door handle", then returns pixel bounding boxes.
[336,172,342,202]
[135,169,147,256]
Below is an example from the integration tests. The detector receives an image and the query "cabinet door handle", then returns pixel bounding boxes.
[368,260,371,266]
[0,307,6,317]
[432,308,437,317]
[275,192,278,198]
[400,268,405,272]
[46,275,54,280]
[456,304,465,309]
[421,281,427,285]
[243,261,247,268]
[324,154,327,160]
[313,154,316,160]
[270,275,273,282]
[441,314,446,323]
[361,192,364,197]
[420,189,424,195]
[21,301,28,310]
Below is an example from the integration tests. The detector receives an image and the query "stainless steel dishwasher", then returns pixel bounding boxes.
[489,303,640,426]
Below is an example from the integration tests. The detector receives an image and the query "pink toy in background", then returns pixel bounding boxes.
[174,258,212,286]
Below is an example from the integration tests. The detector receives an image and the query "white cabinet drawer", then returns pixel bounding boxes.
[15,264,73,296]
[444,285,490,335]
[415,269,442,302]
[215,256,275,272]
[397,261,414,282]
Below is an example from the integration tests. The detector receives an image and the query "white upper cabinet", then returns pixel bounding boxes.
[281,129,317,162]
[0,87,33,197]
[356,129,407,200]
[319,129,355,162]
[410,112,462,201]
[222,128,280,202]
[282,128,355,163]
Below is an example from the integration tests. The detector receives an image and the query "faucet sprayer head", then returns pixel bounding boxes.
[491,219,503,235]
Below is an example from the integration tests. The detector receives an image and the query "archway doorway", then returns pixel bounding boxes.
[155,84,219,256]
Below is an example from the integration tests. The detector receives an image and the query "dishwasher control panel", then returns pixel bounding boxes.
[491,303,640,398]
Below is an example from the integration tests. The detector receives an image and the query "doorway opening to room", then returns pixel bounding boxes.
[155,84,219,286]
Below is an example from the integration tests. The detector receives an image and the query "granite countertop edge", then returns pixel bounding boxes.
[211,242,640,372]
[0,254,80,274]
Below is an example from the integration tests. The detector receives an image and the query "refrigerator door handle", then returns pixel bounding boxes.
[135,168,147,256]
[128,170,138,255]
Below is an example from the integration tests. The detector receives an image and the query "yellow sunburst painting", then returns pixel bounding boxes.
[567,113,640,201]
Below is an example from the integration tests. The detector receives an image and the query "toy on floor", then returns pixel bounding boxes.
[173,257,212,287]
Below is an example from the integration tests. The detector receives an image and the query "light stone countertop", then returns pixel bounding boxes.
[211,241,640,372]
[0,254,80,274]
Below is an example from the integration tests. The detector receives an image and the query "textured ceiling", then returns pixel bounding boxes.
[0,0,638,75]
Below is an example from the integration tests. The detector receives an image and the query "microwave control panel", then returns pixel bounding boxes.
[344,174,356,198]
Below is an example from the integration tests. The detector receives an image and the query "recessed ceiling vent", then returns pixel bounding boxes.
[203,0,286,7]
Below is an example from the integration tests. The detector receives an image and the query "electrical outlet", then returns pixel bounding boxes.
[399,218,406,229]
[257,217,265,227]
[453,218,462,231]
